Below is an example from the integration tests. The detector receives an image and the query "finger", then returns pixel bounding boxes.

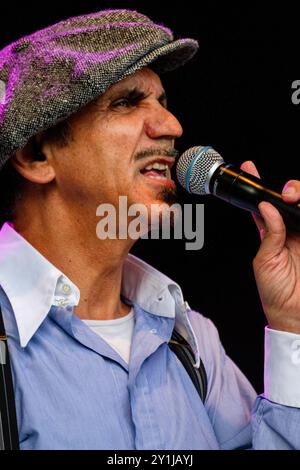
[282,180,300,203]
[256,201,286,256]
[240,161,265,238]
[240,160,260,178]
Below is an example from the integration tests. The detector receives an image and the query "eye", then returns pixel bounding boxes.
[111,90,147,110]
[112,98,131,108]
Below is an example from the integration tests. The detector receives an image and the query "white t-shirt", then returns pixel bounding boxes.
[83,308,134,363]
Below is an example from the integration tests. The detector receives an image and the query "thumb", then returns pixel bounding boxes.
[256,201,286,260]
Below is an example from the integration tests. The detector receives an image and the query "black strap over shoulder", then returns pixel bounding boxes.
[169,329,207,403]
[0,305,19,450]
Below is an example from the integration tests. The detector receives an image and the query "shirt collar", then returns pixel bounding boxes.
[0,223,80,347]
[0,223,200,365]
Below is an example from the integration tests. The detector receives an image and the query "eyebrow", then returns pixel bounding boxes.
[112,87,167,106]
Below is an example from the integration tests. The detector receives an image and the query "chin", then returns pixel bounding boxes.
[156,186,178,205]
[143,187,180,233]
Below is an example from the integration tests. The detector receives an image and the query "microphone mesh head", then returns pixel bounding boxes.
[176,145,224,194]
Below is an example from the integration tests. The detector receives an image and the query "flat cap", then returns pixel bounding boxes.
[0,9,198,168]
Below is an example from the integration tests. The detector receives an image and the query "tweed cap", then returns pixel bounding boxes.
[0,9,198,168]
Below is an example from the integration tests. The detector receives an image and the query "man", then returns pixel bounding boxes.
[0,8,300,450]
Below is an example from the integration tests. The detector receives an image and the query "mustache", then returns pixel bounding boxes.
[134,148,180,161]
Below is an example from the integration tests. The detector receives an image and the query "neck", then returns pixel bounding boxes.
[13,195,135,321]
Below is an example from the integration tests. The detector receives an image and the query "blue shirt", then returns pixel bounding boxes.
[1,223,300,449]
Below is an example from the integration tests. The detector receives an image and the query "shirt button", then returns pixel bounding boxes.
[55,298,68,307]
[62,284,71,294]
[150,329,157,334]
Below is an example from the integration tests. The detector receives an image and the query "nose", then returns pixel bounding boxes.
[144,103,183,141]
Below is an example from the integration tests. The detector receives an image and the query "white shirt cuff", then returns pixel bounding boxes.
[264,326,300,407]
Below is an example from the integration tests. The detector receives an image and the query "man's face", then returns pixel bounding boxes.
[45,67,183,221]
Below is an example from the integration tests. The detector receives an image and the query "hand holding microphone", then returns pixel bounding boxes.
[176,145,300,233]
[177,145,300,333]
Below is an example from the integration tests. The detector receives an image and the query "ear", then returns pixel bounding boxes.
[12,137,56,184]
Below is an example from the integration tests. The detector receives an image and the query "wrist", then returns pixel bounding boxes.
[267,318,300,335]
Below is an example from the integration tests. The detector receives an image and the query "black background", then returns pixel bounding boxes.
[1,1,299,393]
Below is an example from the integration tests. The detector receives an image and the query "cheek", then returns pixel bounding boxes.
[108,115,144,149]
[53,121,142,198]
[52,147,98,199]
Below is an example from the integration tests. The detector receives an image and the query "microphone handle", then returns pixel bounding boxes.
[209,164,300,233]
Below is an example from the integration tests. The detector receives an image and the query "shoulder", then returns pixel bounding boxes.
[187,307,256,405]
[188,309,222,350]
[187,308,250,388]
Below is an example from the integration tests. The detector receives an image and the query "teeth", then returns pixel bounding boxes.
[147,174,167,180]
[144,162,168,171]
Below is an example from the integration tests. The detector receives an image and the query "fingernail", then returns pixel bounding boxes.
[259,228,266,240]
[244,161,253,169]
[282,185,296,196]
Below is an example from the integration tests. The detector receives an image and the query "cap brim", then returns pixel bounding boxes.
[124,38,199,77]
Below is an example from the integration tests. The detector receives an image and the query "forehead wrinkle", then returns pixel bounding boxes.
[80,69,166,118]
[106,69,165,98]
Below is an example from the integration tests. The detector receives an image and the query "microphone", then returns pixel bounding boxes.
[176,145,300,233]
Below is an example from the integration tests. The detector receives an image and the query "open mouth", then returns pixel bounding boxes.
[139,157,175,184]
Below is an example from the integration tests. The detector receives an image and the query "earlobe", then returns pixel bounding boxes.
[12,141,56,184]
